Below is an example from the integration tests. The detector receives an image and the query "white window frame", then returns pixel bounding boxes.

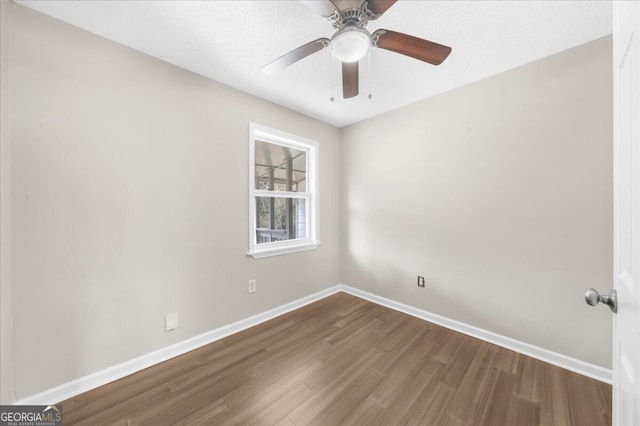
[248,122,320,259]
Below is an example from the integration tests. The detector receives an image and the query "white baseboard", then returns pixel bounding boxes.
[14,285,343,405]
[338,284,612,384]
[16,283,610,404]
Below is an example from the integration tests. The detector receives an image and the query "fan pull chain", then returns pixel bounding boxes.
[367,47,373,99]
[330,56,336,102]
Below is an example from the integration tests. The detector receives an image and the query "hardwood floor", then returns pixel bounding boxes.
[59,292,612,425]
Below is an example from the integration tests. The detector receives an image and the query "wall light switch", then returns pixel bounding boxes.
[165,312,178,331]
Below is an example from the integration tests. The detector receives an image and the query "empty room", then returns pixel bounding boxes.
[1,0,639,425]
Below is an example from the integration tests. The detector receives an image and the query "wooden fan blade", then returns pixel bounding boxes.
[262,38,330,75]
[342,61,359,98]
[364,0,397,17]
[299,0,339,19]
[372,29,451,65]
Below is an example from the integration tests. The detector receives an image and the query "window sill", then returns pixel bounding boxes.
[248,242,321,259]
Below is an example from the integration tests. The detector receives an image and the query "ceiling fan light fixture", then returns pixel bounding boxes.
[330,26,370,63]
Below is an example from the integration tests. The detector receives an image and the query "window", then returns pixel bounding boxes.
[248,123,319,258]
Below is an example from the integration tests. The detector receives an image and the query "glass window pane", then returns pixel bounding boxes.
[255,140,306,192]
[255,197,307,244]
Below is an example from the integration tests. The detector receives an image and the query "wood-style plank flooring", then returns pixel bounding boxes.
[59,292,611,425]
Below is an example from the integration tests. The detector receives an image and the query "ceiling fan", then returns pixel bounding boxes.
[261,0,452,99]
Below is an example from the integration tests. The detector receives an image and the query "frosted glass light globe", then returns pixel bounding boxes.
[330,27,370,63]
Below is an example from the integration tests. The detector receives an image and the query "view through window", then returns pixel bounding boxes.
[255,140,307,243]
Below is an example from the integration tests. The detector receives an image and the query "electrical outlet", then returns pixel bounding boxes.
[417,276,425,288]
[165,312,178,331]
[248,279,257,294]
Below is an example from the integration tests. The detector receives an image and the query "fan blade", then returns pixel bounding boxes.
[262,38,330,75]
[372,29,451,65]
[299,0,339,19]
[364,0,397,18]
[342,61,359,98]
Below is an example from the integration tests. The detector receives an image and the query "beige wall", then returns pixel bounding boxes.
[4,3,341,400]
[341,36,613,368]
[1,0,15,405]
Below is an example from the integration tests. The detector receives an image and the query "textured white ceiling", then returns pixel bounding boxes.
[17,0,612,128]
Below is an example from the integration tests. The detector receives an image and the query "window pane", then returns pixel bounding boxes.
[255,140,306,192]
[255,197,307,244]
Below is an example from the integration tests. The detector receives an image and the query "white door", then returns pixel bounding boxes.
[613,2,640,425]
